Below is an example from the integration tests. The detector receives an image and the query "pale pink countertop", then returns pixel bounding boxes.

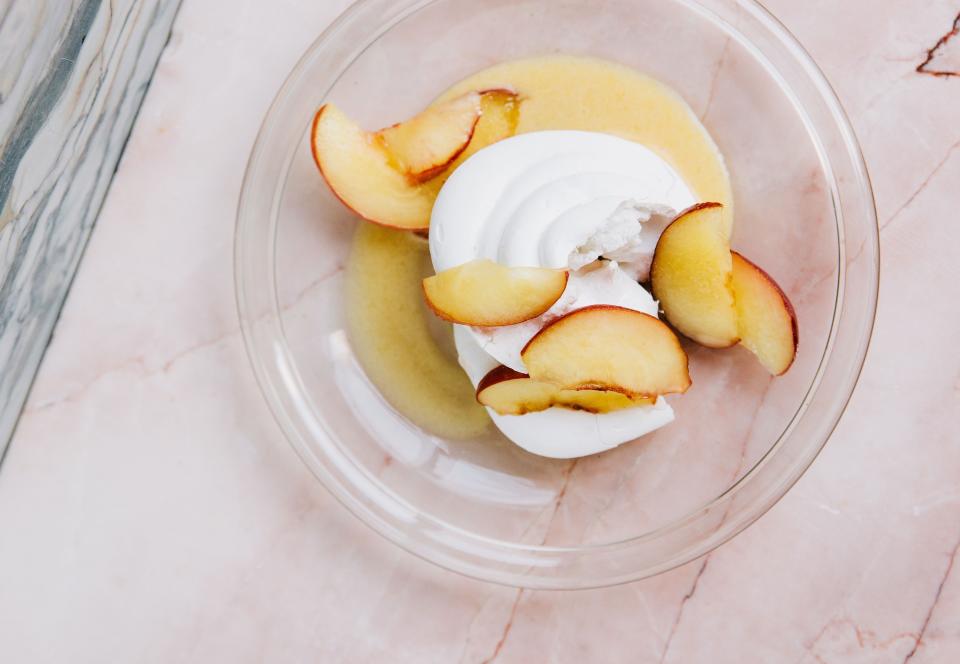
[1,1,959,662]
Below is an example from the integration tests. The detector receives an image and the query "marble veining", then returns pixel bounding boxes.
[0,0,181,461]
[916,11,960,77]
[1,1,959,662]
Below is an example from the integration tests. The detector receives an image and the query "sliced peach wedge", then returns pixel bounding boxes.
[440,89,521,176]
[423,259,568,326]
[311,89,520,230]
[555,389,654,412]
[311,104,435,230]
[730,251,798,375]
[650,202,739,348]
[376,92,482,183]
[476,367,558,415]
[520,305,691,399]
[475,366,654,416]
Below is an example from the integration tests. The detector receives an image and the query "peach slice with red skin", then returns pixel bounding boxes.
[454,89,521,166]
[311,104,434,230]
[520,305,691,399]
[557,389,654,412]
[476,366,655,416]
[650,202,740,348]
[476,367,558,415]
[730,251,798,375]
[310,89,521,230]
[376,92,482,183]
[422,259,568,327]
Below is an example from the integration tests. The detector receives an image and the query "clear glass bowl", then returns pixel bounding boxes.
[235,0,878,589]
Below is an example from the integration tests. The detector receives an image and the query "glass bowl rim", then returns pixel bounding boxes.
[234,0,879,589]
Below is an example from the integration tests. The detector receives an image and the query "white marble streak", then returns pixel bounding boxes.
[0,0,181,459]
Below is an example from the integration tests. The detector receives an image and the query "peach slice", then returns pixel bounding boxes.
[419,88,522,196]
[423,259,568,326]
[555,389,654,413]
[311,104,435,230]
[476,367,558,415]
[476,366,654,415]
[458,89,521,164]
[650,202,739,348]
[730,251,798,375]
[311,90,521,230]
[376,92,482,183]
[520,305,691,398]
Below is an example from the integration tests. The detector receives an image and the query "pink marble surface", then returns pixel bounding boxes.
[0,0,958,662]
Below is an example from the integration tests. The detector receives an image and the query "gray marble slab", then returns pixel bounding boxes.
[0,0,181,464]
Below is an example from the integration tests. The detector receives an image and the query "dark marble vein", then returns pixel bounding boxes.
[901,530,960,662]
[0,0,182,466]
[658,556,711,664]
[481,589,524,664]
[0,0,101,217]
[916,11,960,77]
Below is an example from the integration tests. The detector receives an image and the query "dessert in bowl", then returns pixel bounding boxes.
[235,0,878,588]
[318,55,797,459]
